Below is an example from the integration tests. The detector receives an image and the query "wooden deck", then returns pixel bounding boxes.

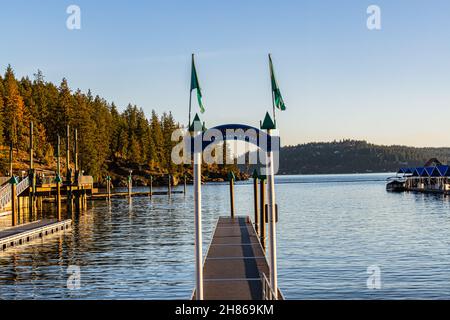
[0,219,71,251]
[194,216,272,300]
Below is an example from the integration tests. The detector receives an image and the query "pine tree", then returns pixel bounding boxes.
[162,112,178,173]
[3,65,27,150]
[0,79,4,147]
[150,110,165,171]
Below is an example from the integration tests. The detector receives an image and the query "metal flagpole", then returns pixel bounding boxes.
[193,127,203,300]
[266,129,278,300]
[188,54,194,128]
[269,54,277,126]
[271,90,277,127]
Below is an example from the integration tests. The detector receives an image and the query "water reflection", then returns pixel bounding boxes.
[2,175,450,299]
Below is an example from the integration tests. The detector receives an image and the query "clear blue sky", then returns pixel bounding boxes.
[1,0,450,147]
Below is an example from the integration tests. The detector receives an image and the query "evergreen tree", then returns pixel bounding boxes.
[0,79,4,147]
[3,65,27,150]
[150,110,165,170]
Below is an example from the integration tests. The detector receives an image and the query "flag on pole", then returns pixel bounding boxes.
[269,54,286,111]
[191,55,205,113]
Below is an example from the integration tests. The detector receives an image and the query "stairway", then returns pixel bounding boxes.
[0,177,29,211]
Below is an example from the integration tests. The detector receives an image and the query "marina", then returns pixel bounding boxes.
[388,159,450,194]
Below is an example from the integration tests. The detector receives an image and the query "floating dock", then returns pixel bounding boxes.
[90,191,184,200]
[193,216,282,300]
[0,219,71,251]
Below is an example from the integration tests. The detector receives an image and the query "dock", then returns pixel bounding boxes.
[0,219,71,251]
[193,216,282,300]
[90,190,183,200]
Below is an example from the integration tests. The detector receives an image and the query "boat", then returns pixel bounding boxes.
[386,176,406,192]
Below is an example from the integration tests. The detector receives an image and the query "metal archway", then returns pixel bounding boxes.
[191,123,279,300]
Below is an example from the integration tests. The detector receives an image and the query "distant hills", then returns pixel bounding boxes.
[278,140,450,175]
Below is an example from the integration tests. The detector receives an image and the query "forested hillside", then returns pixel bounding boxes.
[0,65,239,185]
[279,140,450,174]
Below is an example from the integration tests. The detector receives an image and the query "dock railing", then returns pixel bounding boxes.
[0,177,29,211]
[261,272,277,300]
[16,176,29,195]
[0,183,12,211]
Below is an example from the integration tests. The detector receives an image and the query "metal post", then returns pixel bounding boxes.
[56,180,61,221]
[193,133,203,300]
[29,122,34,169]
[66,125,70,181]
[66,125,73,213]
[184,175,187,195]
[230,177,235,218]
[266,129,278,300]
[11,180,17,227]
[56,135,61,221]
[29,122,35,220]
[260,178,266,251]
[74,129,78,173]
[253,175,259,235]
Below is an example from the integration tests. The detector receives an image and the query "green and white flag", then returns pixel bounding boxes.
[191,55,205,113]
[269,54,286,111]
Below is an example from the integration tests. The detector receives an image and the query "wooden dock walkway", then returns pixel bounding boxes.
[194,216,280,300]
[0,219,71,251]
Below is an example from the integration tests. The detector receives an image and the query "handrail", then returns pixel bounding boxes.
[261,272,277,300]
[17,176,29,195]
[0,176,30,211]
[0,184,12,211]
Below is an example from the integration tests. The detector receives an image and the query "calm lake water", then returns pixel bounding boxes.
[2,173,450,299]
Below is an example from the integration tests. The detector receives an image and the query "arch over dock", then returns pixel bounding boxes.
[189,114,281,300]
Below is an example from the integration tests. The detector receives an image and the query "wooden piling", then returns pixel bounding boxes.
[259,178,266,251]
[184,175,187,195]
[128,172,132,199]
[149,175,153,197]
[168,174,171,197]
[106,176,111,200]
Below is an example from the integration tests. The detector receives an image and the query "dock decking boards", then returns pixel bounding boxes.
[196,216,270,300]
[0,219,71,251]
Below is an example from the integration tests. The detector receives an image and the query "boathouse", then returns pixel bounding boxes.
[396,163,450,193]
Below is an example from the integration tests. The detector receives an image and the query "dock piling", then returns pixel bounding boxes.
[149,175,153,197]
[56,135,62,221]
[128,170,132,200]
[266,128,278,300]
[10,177,18,227]
[260,177,266,251]
[168,174,171,198]
[253,170,259,235]
[193,133,203,300]
[106,175,111,201]
[228,172,235,219]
